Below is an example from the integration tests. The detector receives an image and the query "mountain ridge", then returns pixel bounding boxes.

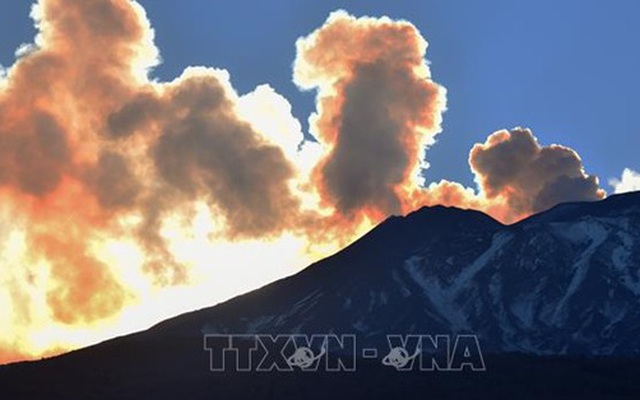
[135,191,640,356]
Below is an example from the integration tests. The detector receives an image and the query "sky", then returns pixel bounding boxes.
[118,0,640,186]
[3,0,640,188]
[0,0,639,364]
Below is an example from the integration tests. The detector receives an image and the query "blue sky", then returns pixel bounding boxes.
[1,0,638,189]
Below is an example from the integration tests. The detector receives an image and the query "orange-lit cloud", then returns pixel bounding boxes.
[405,128,604,224]
[0,2,608,364]
[294,11,446,222]
[466,127,605,222]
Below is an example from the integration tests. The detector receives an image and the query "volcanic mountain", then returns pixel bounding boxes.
[3,192,640,399]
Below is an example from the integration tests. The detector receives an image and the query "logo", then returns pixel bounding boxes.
[382,343,421,369]
[203,333,485,372]
[287,341,327,368]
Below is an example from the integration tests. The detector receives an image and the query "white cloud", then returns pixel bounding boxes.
[0,64,6,89]
[609,168,640,193]
[14,43,38,59]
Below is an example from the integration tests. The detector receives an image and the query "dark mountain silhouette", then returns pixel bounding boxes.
[2,192,640,399]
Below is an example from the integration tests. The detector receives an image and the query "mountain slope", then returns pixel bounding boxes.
[151,192,640,357]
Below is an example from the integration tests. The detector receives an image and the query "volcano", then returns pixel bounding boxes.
[3,192,640,399]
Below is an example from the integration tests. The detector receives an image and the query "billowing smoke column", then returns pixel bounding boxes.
[0,0,316,363]
[0,0,160,360]
[294,11,446,221]
[0,1,607,363]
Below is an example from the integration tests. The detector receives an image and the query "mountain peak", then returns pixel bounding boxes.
[342,204,502,262]
[404,203,502,224]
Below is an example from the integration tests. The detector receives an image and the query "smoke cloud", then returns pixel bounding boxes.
[294,11,446,220]
[468,127,605,221]
[0,2,608,363]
